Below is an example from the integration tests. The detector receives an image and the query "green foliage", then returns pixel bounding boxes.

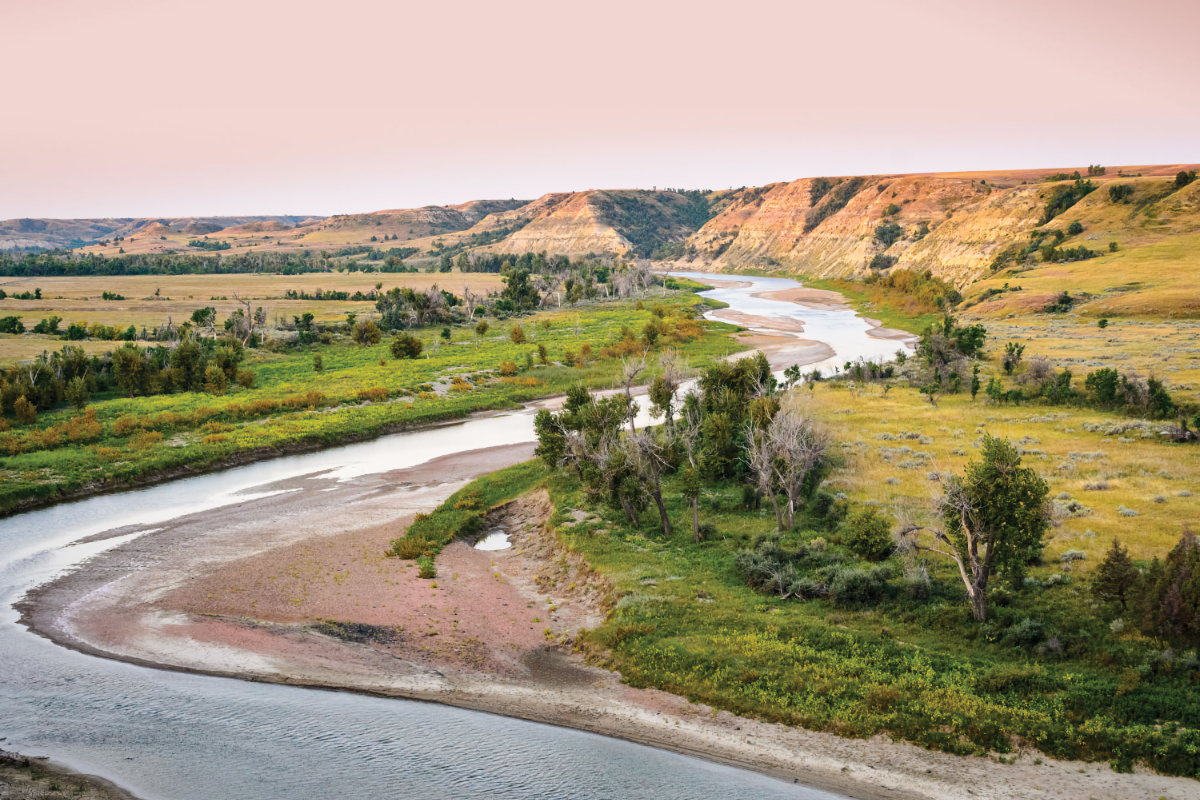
[944,435,1050,590]
[804,177,866,233]
[390,333,424,359]
[65,377,90,412]
[874,222,903,247]
[1002,342,1025,374]
[390,461,546,559]
[32,316,62,335]
[839,505,894,562]
[526,457,1200,777]
[1092,538,1138,610]
[1173,170,1197,190]
[1040,179,1096,224]
[828,564,892,607]
[863,269,960,314]
[1066,221,1084,236]
[1043,291,1075,313]
[187,239,231,251]
[808,177,839,207]
[1131,530,1200,645]
[1108,184,1134,203]
[917,316,986,366]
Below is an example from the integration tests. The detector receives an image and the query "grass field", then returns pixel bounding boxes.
[0,273,506,363]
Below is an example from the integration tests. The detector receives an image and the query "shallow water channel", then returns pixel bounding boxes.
[0,274,900,800]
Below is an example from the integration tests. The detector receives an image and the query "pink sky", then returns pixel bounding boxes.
[2,0,1197,219]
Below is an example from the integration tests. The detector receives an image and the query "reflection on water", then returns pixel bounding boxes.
[475,527,513,550]
[669,271,913,373]
[0,273,872,800]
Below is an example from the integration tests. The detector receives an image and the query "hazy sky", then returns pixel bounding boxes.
[3,0,1197,219]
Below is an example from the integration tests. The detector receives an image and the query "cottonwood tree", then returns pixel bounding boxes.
[619,354,647,433]
[648,350,689,431]
[898,435,1050,621]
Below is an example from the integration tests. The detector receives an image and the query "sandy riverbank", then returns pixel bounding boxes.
[18,441,1198,800]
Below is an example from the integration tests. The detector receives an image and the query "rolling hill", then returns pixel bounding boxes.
[7,163,1198,318]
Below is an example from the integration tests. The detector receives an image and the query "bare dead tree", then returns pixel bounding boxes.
[628,431,674,538]
[200,307,217,339]
[461,285,479,320]
[596,438,641,529]
[744,421,785,531]
[768,409,829,530]
[649,350,690,431]
[678,391,705,540]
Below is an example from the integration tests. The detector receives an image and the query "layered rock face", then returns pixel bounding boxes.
[483,190,696,258]
[484,192,626,255]
[680,175,1039,287]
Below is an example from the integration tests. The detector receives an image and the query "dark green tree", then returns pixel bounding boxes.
[901,435,1050,621]
[1092,537,1138,611]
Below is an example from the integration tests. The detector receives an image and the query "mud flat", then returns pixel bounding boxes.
[18,454,1198,800]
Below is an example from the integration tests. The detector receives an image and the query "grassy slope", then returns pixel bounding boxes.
[0,295,745,514]
[967,178,1200,319]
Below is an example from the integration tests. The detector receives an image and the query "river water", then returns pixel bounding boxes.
[0,274,905,800]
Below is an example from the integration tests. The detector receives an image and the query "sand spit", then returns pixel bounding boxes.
[723,333,836,372]
[18,452,1197,800]
[711,308,808,333]
[864,317,918,343]
[752,286,851,310]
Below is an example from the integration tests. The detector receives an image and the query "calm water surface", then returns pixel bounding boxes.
[0,274,881,799]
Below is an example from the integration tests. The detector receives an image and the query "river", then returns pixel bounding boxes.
[0,274,908,800]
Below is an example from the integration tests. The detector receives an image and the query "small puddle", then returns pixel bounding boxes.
[474,527,512,550]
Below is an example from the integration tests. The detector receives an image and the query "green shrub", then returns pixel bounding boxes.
[1005,617,1047,647]
[1066,221,1083,236]
[868,254,896,270]
[840,506,894,561]
[391,333,424,359]
[828,564,891,606]
[874,222,903,247]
